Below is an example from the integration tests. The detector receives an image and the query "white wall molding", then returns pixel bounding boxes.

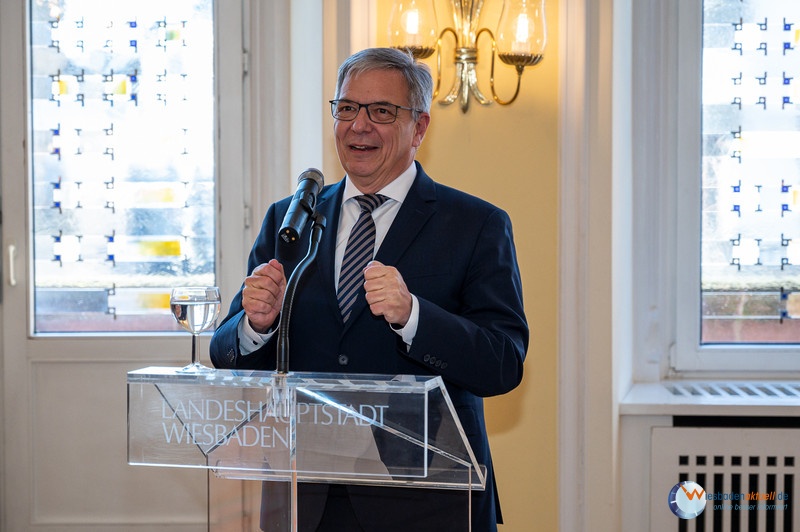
[558,0,589,529]
[559,0,629,530]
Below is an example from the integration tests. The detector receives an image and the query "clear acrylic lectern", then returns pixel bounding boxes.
[127,366,485,531]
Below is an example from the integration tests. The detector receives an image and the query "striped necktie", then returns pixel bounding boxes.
[338,194,388,322]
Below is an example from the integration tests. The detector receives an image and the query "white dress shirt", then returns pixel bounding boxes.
[238,163,420,355]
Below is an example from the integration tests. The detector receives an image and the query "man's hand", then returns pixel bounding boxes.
[242,259,286,333]
[363,261,412,327]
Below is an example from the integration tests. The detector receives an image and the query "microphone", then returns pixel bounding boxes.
[279,168,325,244]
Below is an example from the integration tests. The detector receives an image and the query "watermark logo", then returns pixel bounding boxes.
[668,481,707,519]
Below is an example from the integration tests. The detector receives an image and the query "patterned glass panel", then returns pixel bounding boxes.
[702,0,800,343]
[29,0,215,333]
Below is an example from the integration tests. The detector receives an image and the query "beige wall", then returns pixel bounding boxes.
[376,2,560,530]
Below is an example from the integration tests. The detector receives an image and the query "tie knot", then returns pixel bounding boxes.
[355,194,388,214]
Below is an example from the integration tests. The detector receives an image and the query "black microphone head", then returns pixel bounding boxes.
[299,168,324,190]
[279,168,326,244]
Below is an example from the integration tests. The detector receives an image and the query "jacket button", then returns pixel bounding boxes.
[423,354,431,362]
[338,354,349,366]
[429,356,437,365]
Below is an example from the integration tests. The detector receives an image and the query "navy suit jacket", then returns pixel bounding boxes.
[210,162,528,531]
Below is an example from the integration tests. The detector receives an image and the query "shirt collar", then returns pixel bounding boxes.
[342,162,416,205]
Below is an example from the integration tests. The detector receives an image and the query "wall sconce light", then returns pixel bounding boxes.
[389,0,546,113]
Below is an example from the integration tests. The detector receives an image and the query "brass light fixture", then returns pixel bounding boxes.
[389,0,546,113]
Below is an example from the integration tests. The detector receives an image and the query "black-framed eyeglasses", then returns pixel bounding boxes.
[329,99,421,124]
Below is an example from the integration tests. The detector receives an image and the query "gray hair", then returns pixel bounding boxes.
[334,47,434,114]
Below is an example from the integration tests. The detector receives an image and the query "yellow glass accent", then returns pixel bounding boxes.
[138,292,171,309]
[138,240,181,257]
[135,187,176,203]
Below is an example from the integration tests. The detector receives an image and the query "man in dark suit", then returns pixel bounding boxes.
[210,47,528,532]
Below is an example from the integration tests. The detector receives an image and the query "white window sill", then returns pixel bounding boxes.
[621,381,800,416]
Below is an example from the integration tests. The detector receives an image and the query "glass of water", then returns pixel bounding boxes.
[170,286,221,372]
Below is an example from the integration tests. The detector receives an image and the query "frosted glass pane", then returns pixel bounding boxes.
[29,0,215,333]
[701,0,800,343]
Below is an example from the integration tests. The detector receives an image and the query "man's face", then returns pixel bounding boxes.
[334,69,430,193]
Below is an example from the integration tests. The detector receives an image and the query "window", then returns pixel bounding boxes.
[700,1,800,345]
[29,0,215,333]
[631,0,800,373]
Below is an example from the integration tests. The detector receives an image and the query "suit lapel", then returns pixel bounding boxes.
[375,167,437,266]
[345,164,438,326]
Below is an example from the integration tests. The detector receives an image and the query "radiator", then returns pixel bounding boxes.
[650,425,799,531]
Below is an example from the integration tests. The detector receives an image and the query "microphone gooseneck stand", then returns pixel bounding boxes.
[273,212,325,532]
[276,211,327,374]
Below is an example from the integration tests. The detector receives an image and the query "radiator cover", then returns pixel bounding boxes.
[650,426,799,531]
